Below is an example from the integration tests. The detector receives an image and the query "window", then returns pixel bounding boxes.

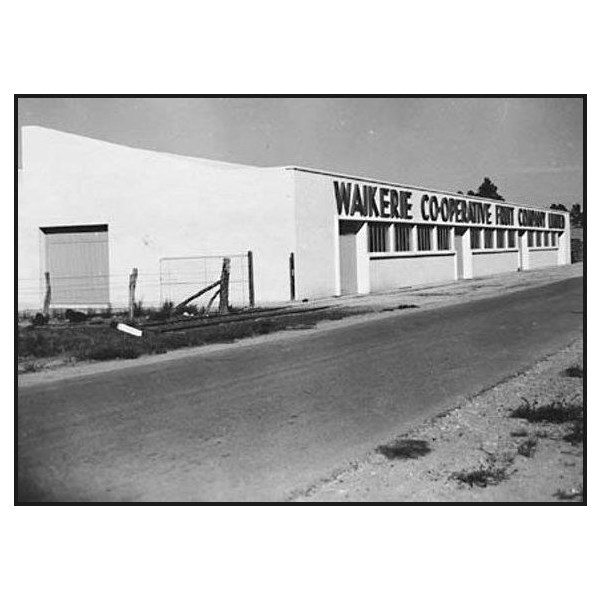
[368,223,389,253]
[437,226,451,251]
[527,231,534,247]
[536,231,542,247]
[484,229,494,249]
[544,232,549,247]
[394,224,412,252]
[551,232,557,246]
[470,228,481,249]
[496,229,505,249]
[417,225,432,251]
[507,230,516,248]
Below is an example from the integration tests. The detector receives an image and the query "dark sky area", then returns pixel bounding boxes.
[17,97,584,208]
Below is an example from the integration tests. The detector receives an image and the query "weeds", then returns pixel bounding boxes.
[451,453,514,488]
[509,397,582,424]
[451,462,509,488]
[563,420,584,445]
[18,306,366,365]
[517,437,537,458]
[376,439,431,460]
[564,365,584,378]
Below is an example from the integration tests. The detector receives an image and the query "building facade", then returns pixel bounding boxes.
[17,127,571,310]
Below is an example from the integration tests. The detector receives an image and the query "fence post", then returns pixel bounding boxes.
[247,250,255,308]
[219,258,231,314]
[43,271,51,317]
[128,267,138,319]
[289,252,296,301]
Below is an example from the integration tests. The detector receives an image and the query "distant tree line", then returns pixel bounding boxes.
[550,202,584,227]
[455,177,583,228]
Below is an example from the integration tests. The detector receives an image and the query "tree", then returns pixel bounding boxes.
[550,203,568,212]
[462,177,504,201]
[570,203,583,227]
[475,177,504,201]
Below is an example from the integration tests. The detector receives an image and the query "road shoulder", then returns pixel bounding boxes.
[293,337,584,503]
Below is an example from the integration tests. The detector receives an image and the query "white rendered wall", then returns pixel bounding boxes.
[370,254,455,291]
[529,249,559,269]
[472,250,519,277]
[18,127,295,309]
[291,170,341,299]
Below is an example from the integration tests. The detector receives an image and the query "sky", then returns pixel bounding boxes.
[17,97,584,209]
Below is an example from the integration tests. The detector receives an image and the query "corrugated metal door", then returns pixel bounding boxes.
[42,225,109,306]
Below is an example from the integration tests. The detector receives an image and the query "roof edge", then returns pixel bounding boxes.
[284,165,571,214]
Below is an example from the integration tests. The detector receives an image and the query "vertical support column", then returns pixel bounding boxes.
[518,231,530,271]
[557,225,571,265]
[455,228,473,279]
[355,222,370,294]
[431,225,438,252]
[451,227,458,280]
[410,225,418,253]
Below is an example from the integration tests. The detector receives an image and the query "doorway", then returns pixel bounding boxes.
[338,220,364,295]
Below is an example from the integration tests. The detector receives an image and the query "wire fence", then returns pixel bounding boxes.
[159,253,253,309]
[17,252,255,311]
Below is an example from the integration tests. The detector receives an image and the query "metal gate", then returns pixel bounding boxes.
[159,252,254,309]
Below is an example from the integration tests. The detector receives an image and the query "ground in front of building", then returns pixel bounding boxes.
[293,337,584,503]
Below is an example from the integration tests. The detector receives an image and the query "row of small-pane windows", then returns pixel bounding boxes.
[528,231,559,248]
[472,229,518,250]
[370,225,546,253]
[370,224,435,252]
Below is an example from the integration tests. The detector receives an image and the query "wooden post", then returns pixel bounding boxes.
[289,252,296,301]
[247,250,255,308]
[206,287,221,313]
[43,272,51,317]
[219,258,231,314]
[128,267,138,319]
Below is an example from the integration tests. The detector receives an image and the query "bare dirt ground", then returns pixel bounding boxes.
[293,337,584,503]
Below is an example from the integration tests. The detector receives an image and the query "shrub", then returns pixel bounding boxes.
[376,439,431,460]
[509,398,582,424]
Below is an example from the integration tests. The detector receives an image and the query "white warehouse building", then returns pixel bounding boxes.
[17,126,571,311]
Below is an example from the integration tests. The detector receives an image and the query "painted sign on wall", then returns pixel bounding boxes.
[334,180,565,230]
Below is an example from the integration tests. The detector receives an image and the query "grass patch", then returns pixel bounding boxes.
[376,439,431,460]
[509,398,582,424]
[17,307,364,365]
